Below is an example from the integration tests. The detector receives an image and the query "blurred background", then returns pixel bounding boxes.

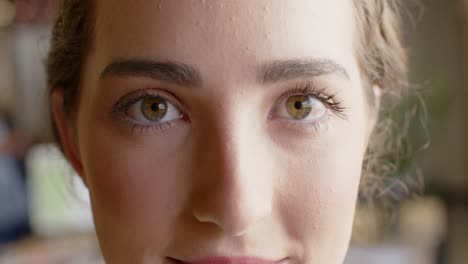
[0,0,466,263]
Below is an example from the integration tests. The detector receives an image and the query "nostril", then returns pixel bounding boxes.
[167,257,185,264]
[192,207,259,237]
[192,209,224,227]
[191,184,273,237]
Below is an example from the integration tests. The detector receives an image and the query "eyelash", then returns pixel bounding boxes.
[114,90,162,114]
[112,83,347,135]
[282,82,347,117]
[272,82,347,132]
[130,121,176,136]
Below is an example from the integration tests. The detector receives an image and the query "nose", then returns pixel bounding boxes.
[190,111,273,236]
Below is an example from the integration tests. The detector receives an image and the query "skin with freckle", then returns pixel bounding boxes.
[48,0,403,263]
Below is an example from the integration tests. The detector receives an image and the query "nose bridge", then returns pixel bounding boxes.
[191,104,273,236]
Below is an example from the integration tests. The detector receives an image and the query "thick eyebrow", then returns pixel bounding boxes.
[100,58,202,87]
[261,59,350,84]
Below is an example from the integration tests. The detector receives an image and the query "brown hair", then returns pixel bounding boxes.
[46,0,409,200]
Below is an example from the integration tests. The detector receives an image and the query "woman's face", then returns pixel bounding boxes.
[54,0,377,263]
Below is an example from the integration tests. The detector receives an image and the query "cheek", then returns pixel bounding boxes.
[277,141,364,227]
[274,118,367,261]
[76,113,192,254]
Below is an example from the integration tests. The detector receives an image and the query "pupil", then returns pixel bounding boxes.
[151,103,160,112]
[294,101,303,110]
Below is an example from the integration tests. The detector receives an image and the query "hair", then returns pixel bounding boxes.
[46,0,410,202]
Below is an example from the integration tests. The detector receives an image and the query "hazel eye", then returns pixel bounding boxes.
[276,95,327,121]
[141,97,168,121]
[127,96,182,123]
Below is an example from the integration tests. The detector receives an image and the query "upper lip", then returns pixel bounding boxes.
[169,256,287,264]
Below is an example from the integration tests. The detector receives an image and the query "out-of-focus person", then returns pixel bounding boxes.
[0,0,30,244]
[0,0,16,118]
[1,0,64,244]
[11,0,59,142]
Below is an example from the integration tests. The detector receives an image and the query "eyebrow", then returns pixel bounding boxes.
[100,58,349,87]
[100,58,202,87]
[261,59,350,84]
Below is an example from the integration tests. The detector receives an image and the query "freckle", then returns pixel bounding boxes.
[262,4,270,13]
[312,223,319,231]
[195,20,206,27]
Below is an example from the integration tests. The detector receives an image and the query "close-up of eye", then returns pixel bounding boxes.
[112,89,186,131]
[275,94,328,122]
[126,95,182,124]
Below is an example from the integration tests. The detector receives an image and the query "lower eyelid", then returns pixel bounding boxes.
[130,121,178,136]
[275,111,333,132]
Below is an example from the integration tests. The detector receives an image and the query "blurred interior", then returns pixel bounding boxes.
[0,0,466,263]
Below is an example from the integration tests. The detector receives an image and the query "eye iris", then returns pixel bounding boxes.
[141,97,168,121]
[286,95,312,120]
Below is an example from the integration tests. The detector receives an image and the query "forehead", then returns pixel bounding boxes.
[93,0,357,79]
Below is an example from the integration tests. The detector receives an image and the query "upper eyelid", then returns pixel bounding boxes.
[113,89,183,113]
[277,83,348,118]
[279,84,340,105]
